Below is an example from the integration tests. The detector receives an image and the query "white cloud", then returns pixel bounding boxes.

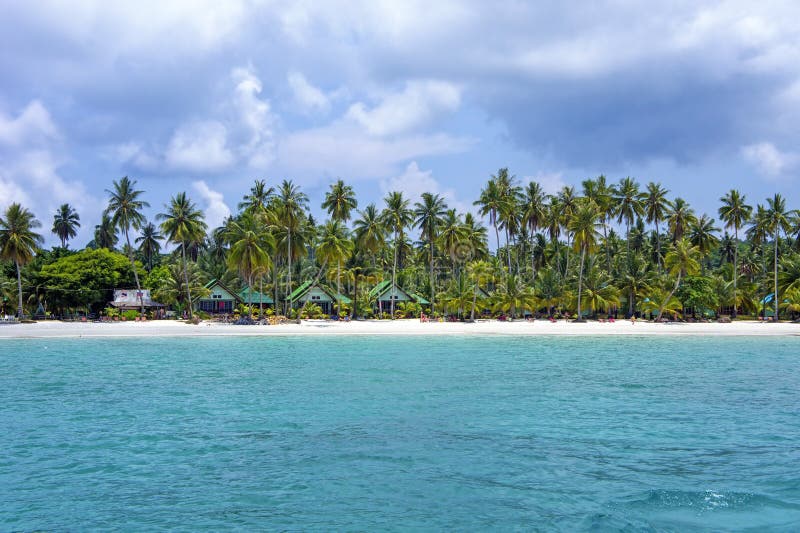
[288,71,330,114]
[741,141,796,177]
[345,80,461,136]
[0,100,59,146]
[192,180,231,230]
[232,66,275,169]
[165,121,234,172]
[526,171,567,195]
[381,161,469,213]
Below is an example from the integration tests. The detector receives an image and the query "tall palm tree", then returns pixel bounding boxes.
[382,191,413,318]
[656,238,701,321]
[414,192,448,313]
[522,181,547,279]
[474,177,504,262]
[0,204,43,318]
[583,176,614,272]
[568,200,601,321]
[51,203,80,249]
[106,176,149,313]
[135,222,163,271]
[275,180,309,313]
[227,215,273,317]
[718,190,752,318]
[322,179,358,223]
[317,220,354,314]
[689,215,720,256]
[613,176,644,257]
[238,179,274,215]
[157,192,207,319]
[353,204,385,261]
[466,259,492,320]
[667,198,697,243]
[765,193,792,321]
[644,182,670,270]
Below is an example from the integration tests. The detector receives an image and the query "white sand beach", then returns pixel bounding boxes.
[0,319,797,339]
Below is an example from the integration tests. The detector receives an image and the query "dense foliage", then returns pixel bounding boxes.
[3,171,800,320]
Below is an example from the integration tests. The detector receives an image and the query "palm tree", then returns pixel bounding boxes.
[583,176,614,272]
[382,191,413,318]
[136,222,163,271]
[492,273,535,318]
[765,194,792,321]
[322,179,358,223]
[238,179,274,215]
[466,259,492,320]
[353,204,385,261]
[106,176,149,313]
[94,212,118,250]
[522,181,547,280]
[157,192,207,319]
[414,192,448,313]
[227,215,273,318]
[438,208,467,272]
[275,180,309,313]
[613,177,645,257]
[689,215,720,256]
[316,220,353,314]
[568,201,601,321]
[644,182,670,269]
[718,190,752,318]
[51,203,80,249]
[474,176,504,262]
[0,203,43,318]
[668,198,697,243]
[656,238,701,321]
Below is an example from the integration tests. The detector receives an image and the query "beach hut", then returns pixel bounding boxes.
[287,281,351,315]
[195,279,241,314]
[369,280,429,314]
[109,289,165,311]
[238,286,274,309]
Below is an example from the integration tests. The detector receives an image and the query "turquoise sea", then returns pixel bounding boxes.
[2,335,800,531]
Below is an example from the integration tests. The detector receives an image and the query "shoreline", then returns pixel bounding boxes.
[0,319,798,339]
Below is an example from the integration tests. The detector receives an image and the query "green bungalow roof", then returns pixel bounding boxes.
[369,280,428,305]
[287,281,351,304]
[238,287,274,304]
[410,292,430,305]
[197,279,242,303]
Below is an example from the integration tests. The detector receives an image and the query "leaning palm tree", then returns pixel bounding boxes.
[656,238,701,321]
[135,222,163,271]
[157,192,207,319]
[414,192,448,314]
[106,176,149,313]
[765,194,792,321]
[718,190,752,318]
[568,200,601,321]
[322,179,358,223]
[381,191,413,318]
[0,204,43,318]
[51,203,80,249]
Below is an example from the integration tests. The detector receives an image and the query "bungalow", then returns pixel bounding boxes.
[109,289,165,310]
[287,281,351,315]
[195,279,241,314]
[238,286,274,309]
[369,280,430,314]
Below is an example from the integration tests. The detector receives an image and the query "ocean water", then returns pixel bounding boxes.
[1,335,800,531]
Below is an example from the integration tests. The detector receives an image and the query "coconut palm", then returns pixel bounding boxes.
[316,220,353,314]
[322,179,358,223]
[414,192,448,313]
[466,259,493,320]
[668,198,697,243]
[0,203,43,318]
[765,194,792,321]
[136,222,163,271]
[157,192,207,319]
[106,176,149,313]
[274,180,309,313]
[474,177,504,261]
[656,238,702,321]
[689,215,720,256]
[227,215,273,318]
[94,212,118,250]
[492,273,535,318]
[522,181,548,278]
[644,182,670,269]
[583,176,614,272]
[51,203,80,249]
[238,179,274,215]
[568,200,601,321]
[353,204,385,260]
[718,190,752,318]
[613,177,645,257]
[381,191,413,318]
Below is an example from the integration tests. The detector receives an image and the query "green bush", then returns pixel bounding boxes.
[122,310,139,321]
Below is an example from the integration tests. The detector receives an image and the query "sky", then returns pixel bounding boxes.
[1,0,799,247]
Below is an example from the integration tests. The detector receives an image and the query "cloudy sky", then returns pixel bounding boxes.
[1,1,799,246]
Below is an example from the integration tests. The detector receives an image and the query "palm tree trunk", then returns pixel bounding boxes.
[391,229,398,319]
[182,244,193,319]
[576,246,586,321]
[259,276,264,320]
[286,231,292,315]
[248,274,253,320]
[15,260,23,319]
[732,227,738,318]
[530,233,537,284]
[125,228,145,315]
[429,235,435,315]
[774,228,779,322]
[471,282,477,321]
[603,218,612,273]
[336,259,341,316]
[657,272,682,322]
[505,227,512,272]
[493,215,500,263]
[655,218,662,272]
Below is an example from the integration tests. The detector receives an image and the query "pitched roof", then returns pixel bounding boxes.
[238,286,274,304]
[287,281,351,304]
[197,279,242,303]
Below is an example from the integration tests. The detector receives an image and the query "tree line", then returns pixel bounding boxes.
[2,170,800,321]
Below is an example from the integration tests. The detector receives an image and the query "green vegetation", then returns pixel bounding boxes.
[4,172,800,321]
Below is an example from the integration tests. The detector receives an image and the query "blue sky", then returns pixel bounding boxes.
[1,1,799,247]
